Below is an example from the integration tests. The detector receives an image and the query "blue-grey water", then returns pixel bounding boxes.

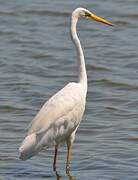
[0,0,138,179]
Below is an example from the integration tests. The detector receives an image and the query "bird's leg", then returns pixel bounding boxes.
[66,129,77,174]
[53,145,58,171]
[66,141,72,174]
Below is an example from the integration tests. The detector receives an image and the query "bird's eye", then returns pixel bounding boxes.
[85,12,91,17]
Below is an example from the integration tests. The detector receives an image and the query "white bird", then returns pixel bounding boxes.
[19,7,113,171]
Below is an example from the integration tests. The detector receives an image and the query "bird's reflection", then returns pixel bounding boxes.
[54,167,74,180]
[55,171,61,180]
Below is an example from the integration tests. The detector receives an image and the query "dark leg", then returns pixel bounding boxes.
[53,145,58,171]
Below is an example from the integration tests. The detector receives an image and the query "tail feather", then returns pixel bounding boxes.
[19,129,54,160]
[19,133,38,160]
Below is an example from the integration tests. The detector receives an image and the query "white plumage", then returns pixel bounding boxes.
[19,83,85,160]
[19,7,113,171]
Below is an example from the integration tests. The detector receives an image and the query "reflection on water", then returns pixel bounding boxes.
[55,169,74,180]
[0,0,138,179]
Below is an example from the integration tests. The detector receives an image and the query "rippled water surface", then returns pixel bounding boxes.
[0,0,138,179]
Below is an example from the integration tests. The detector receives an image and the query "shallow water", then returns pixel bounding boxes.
[0,0,138,179]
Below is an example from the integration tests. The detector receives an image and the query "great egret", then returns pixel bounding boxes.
[19,7,113,171]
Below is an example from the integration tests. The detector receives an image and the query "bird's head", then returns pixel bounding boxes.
[72,7,113,26]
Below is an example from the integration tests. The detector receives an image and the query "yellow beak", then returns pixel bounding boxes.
[90,13,113,26]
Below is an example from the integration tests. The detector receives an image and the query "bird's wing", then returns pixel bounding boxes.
[28,82,85,135]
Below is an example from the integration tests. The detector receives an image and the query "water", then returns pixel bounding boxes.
[0,0,138,179]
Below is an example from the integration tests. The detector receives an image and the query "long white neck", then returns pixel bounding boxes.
[70,15,87,94]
